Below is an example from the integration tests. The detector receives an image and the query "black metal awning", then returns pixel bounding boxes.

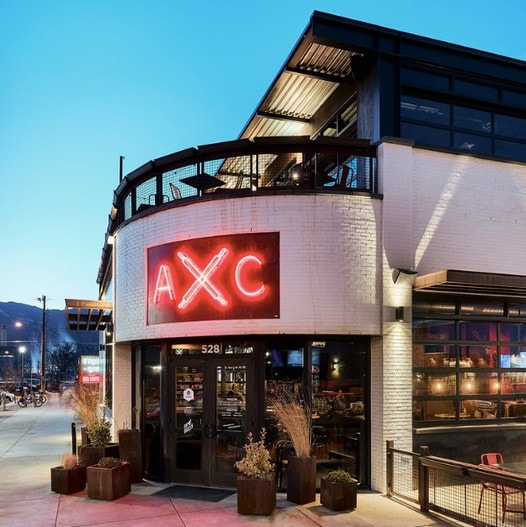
[414,270,526,299]
[65,299,113,331]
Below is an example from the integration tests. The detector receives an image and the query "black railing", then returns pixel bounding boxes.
[387,440,526,527]
[114,136,376,224]
[98,136,377,284]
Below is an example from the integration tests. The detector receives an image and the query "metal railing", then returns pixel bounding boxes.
[387,440,526,527]
[98,135,377,284]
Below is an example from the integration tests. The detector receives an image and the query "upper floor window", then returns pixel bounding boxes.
[401,94,526,162]
[400,66,526,163]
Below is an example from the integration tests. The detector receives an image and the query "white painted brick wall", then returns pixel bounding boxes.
[381,141,526,275]
[112,342,132,436]
[372,141,526,491]
[114,194,383,342]
[111,142,526,492]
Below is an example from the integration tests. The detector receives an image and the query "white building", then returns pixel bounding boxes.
[67,12,526,491]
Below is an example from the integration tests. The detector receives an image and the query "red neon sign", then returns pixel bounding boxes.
[147,233,280,324]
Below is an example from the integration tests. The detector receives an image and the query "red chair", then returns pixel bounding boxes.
[478,453,526,522]
[334,164,357,189]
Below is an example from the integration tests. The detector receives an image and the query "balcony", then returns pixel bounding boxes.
[98,136,377,284]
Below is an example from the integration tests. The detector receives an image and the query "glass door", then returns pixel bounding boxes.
[170,345,253,487]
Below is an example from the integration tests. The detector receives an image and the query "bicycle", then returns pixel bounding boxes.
[17,391,45,408]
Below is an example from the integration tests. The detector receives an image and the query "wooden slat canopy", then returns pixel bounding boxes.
[414,270,526,299]
[65,299,113,331]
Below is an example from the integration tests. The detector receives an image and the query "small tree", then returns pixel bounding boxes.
[46,343,80,382]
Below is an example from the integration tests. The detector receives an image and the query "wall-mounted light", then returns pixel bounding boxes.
[331,357,340,371]
[395,306,404,322]
[392,268,418,285]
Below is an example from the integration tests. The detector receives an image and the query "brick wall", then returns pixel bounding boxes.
[114,193,383,341]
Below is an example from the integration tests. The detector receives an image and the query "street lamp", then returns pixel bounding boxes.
[37,295,47,392]
[19,346,26,387]
[0,321,22,388]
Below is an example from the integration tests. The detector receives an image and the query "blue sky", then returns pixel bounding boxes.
[1,0,525,309]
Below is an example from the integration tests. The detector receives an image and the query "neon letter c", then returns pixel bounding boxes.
[235,255,265,297]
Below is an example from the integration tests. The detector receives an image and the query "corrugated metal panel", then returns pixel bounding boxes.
[262,72,336,119]
[249,116,308,138]
[297,43,353,77]
[242,42,357,140]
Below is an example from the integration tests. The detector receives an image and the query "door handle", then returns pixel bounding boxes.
[203,423,216,438]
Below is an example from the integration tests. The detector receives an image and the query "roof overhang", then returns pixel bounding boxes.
[238,11,526,141]
[65,299,113,331]
[414,270,526,299]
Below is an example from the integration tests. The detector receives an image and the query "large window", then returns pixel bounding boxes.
[264,338,368,483]
[400,66,526,163]
[413,296,526,425]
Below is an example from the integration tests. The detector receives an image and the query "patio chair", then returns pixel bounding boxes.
[334,164,357,189]
[170,182,182,200]
[478,452,526,522]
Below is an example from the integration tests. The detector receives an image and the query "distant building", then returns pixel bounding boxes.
[71,12,526,491]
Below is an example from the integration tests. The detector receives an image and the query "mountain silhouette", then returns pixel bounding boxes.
[0,301,99,367]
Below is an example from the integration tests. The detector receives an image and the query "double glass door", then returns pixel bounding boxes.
[170,352,253,487]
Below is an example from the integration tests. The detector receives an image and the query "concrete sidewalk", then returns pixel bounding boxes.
[0,394,456,527]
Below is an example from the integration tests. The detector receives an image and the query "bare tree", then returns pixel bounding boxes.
[46,343,80,382]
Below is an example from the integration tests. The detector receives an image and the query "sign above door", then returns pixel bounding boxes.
[147,232,280,324]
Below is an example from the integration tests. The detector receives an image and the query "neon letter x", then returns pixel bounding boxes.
[177,248,229,309]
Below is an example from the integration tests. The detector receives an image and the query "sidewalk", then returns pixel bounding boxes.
[0,395,456,527]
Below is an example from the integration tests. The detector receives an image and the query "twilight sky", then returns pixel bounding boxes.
[1,0,525,309]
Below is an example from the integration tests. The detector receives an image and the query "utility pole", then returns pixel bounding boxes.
[38,295,47,392]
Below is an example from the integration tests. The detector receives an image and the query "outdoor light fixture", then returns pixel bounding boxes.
[395,306,404,322]
[392,268,418,285]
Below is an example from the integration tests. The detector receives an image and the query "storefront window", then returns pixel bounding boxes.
[264,343,305,398]
[413,296,526,424]
[264,339,367,482]
[413,319,455,340]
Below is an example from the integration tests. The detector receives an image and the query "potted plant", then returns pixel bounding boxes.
[50,453,87,495]
[86,456,131,500]
[271,393,315,504]
[79,417,119,467]
[234,428,276,515]
[71,386,119,467]
[320,469,357,511]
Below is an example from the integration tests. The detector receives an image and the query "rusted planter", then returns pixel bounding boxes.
[286,456,316,504]
[86,461,131,501]
[50,465,87,495]
[118,429,143,483]
[320,477,357,511]
[237,475,276,515]
[78,443,119,467]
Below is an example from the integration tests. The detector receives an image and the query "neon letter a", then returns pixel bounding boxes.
[153,264,175,303]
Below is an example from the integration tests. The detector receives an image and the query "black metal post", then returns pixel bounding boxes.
[71,422,77,455]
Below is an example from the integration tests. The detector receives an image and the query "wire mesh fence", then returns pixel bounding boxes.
[387,441,526,527]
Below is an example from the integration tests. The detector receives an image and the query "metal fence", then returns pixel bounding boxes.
[387,440,526,527]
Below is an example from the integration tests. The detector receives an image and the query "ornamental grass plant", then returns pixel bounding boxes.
[271,393,312,458]
[235,428,274,480]
[60,453,79,470]
[69,385,101,430]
